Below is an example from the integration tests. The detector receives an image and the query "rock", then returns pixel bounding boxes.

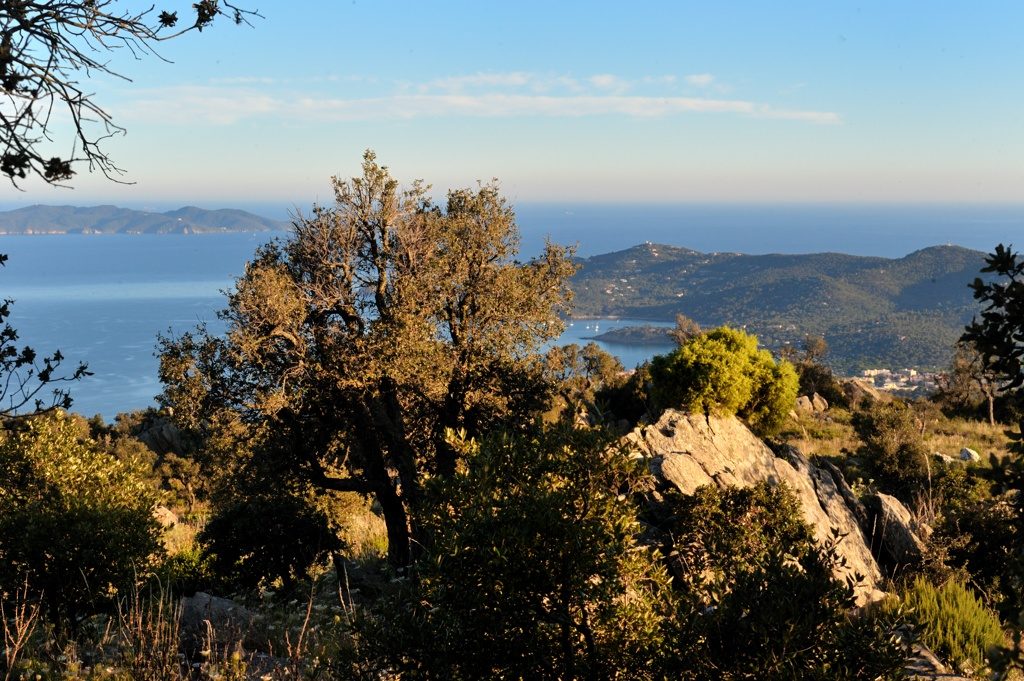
[135,414,187,456]
[864,493,928,569]
[810,392,829,412]
[153,505,178,527]
[841,378,890,407]
[625,409,885,605]
[959,447,980,462]
[933,451,956,464]
[796,395,814,412]
[179,592,255,650]
[906,643,971,680]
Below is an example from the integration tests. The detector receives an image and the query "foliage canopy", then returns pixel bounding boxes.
[158,151,576,566]
[0,413,161,626]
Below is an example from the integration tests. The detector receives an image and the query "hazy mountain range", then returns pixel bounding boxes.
[0,205,286,234]
[570,242,989,372]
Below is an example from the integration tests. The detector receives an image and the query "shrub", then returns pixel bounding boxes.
[649,326,798,435]
[900,575,1006,674]
[653,483,912,679]
[0,413,162,627]
[355,427,674,679]
[853,400,929,494]
[199,493,340,594]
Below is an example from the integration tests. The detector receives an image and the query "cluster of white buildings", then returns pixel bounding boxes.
[859,368,939,396]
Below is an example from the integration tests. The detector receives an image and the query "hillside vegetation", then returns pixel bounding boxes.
[570,242,987,372]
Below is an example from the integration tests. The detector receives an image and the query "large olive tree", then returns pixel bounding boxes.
[158,152,576,567]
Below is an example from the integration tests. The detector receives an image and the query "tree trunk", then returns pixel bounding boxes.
[988,392,996,427]
[377,482,412,568]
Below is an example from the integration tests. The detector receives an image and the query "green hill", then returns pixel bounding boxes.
[570,243,987,373]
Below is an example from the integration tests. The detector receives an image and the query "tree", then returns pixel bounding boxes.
[158,151,576,567]
[649,326,798,436]
[199,493,340,593]
[802,333,829,364]
[936,340,1001,425]
[0,412,162,627]
[542,342,626,423]
[963,244,1024,440]
[852,400,928,495]
[1,1,260,186]
[668,312,701,346]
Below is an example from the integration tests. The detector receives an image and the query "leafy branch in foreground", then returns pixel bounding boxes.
[1,1,261,187]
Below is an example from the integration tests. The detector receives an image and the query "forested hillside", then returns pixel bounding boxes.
[570,243,987,371]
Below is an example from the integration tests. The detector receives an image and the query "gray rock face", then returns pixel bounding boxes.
[865,493,929,568]
[810,392,829,412]
[625,409,885,605]
[796,395,814,412]
[179,592,255,650]
[135,415,187,456]
[959,447,981,462]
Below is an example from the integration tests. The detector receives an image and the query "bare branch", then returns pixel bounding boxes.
[0,1,261,186]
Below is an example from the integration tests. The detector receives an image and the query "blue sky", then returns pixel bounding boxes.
[6,1,1024,211]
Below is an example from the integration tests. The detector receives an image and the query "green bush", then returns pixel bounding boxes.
[199,493,340,594]
[653,483,912,678]
[853,400,928,494]
[355,427,673,679]
[0,413,162,627]
[649,326,798,435]
[900,575,1006,674]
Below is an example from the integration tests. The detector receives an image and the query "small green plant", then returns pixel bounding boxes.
[900,575,1006,675]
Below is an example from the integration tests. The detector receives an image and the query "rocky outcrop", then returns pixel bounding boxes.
[841,378,891,407]
[625,409,885,605]
[153,505,178,528]
[135,414,188,456]
[865,493,929,569]
[797,392,831,413]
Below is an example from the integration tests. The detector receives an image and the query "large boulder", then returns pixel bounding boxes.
[135,414,188,456]
[179,592,256,651]
[841,378,890,407]
[810,392,829,413]
[625,409,885,605]
[864,493,929,569]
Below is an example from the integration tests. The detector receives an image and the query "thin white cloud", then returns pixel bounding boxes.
[426,72,533,92]
[589,74,629,92]
[121,73,840,126]
[685,73,715,87]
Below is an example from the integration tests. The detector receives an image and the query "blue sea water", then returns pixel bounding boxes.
[216,201,1024,258]
[0,202,1021,420]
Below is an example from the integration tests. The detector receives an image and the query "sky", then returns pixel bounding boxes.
[4,1,1024,213]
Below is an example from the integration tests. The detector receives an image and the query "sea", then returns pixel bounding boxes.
[0,202,1021,420]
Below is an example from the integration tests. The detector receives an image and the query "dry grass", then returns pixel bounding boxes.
[780,406,1017,464]
[923,418,1014,464]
